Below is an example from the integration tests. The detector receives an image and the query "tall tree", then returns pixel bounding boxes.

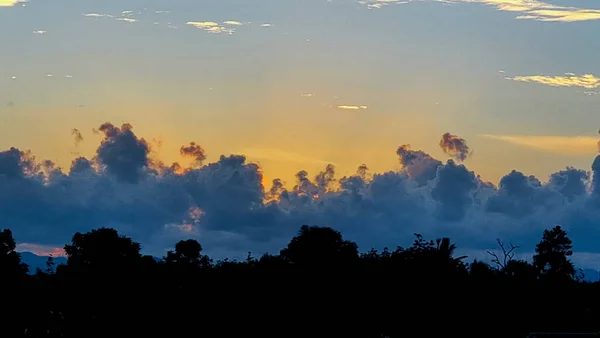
[0,228,28,277]
[533,225,575,279]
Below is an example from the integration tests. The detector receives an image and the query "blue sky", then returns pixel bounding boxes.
[3,0,600,268]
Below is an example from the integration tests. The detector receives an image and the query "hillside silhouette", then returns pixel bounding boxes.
[2,225,600,338]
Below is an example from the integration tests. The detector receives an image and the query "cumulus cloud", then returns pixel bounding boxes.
[440,132,471,162]
[507,74,600,89]
[5,124,600,268]
[361,0,600,22]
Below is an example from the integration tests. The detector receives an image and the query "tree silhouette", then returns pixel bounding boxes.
[0,228,28,277]
[165,239,211,269]
[533,225,575,280]
[280,225,358,269]
[1,224,600,337]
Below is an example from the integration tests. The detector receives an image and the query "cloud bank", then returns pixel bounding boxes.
[5,123,600,268]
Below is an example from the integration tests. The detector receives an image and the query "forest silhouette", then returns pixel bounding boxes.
[2,225,600,338]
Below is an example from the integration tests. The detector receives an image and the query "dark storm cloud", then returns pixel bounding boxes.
[3,124,600,266]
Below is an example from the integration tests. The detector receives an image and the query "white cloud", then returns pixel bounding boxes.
[116,17,138,23]
[507,73,600,89]
[33,30,46,35]
[337,105,368,110]
[83,13,114,18]
[223,20,243,26]
[0,0,25,7]
[360,0,600,22]
[187,21,235,34]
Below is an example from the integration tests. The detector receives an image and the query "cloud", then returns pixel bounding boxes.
[359,0,409,9]
[361,0,600,22]
[507,74,600,89]
[337,105,368,110]
[33,30,46,35]
[440,132,472,162]
[0,0,24,7]
[6,124,600,269]
[479,134,599,156]
[187,21,236,34]
[16,243,66,257]
[116,17,138,23]
[223,21,243,26]
[241,148,332,166]
[83,13,114,18]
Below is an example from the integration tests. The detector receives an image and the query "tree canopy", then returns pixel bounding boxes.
[1,224,598,338]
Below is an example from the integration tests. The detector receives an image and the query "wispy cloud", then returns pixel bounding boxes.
[361,0,600,22]
[241,148,332,165]
[33,30,46,34]
[337,105,368,110]
[507,74,600,89]
[83,13,114,18]
[187,21,240,34]
[223,21,243,26]
[359,0,409,9]
[116,17,138,23]
[0,0,25,7]
[479,134,599,155]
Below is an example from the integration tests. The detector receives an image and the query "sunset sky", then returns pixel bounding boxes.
[2,0,600,267]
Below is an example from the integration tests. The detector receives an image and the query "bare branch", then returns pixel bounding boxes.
[487,238,520,270]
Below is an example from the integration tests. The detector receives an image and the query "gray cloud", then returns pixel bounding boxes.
[439,132,471,162]
[4,125,600,268]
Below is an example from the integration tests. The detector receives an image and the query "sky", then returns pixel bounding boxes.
[3,0,600,268]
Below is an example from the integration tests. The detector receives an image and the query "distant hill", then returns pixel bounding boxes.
[19,252,599,282]
[18,252,163,274]
[19,252,67,274]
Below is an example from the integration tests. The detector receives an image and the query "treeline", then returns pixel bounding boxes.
[1,225,599,338]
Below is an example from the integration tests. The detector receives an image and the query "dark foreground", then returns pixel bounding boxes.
[2,225,600,338]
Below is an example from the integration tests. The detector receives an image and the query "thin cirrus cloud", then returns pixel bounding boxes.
[479,134,599,156]
[361,0,600,22]
[507,74,600,89]
[0,0,24,6]
[241,148,332,166]
[83,13,138,23]
[186,21,244,34]
[337,105,368,110]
